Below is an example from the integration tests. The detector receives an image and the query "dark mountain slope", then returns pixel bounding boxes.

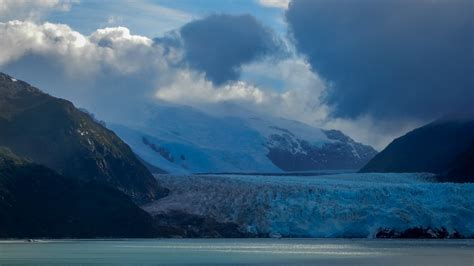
[360,117,474,179]
[0,147,157,238]
[0,73,167,203]
[439,141,474,182]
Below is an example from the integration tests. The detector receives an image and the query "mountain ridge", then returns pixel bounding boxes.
[0,72,168,203]
[109,104,377,173]
[360,117,474,182]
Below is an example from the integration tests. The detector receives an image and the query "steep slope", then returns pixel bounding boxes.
[109,103,377,173]
[0,147,157,238]
[360,117,474,177]
[440,141,474,182]
[266,128,377,171]
[0,73,167,203]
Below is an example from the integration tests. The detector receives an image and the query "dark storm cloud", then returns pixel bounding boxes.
[286,0,474,120]
[179,14,282,85]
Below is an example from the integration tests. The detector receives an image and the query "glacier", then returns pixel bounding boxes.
[144,173,474,238]
[109,103,376,173]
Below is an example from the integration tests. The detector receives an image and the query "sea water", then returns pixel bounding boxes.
[1,239,473,265]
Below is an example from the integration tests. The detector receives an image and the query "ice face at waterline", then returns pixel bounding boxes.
[145,173,474,237]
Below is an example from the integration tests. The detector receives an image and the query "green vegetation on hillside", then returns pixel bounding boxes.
[0,147,158,238]
[0,73,167,203]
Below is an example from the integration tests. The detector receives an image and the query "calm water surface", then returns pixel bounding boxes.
[0,239,473,265]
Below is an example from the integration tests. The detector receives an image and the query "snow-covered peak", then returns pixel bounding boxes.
[109,103,377,173]
[244,116,329,145]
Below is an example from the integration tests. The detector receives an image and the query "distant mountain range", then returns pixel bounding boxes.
[361,116,474,182]
[1,72,472,239]
[109,104,377,174]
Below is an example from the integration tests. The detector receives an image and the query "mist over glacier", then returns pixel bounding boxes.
[145,173,474,238]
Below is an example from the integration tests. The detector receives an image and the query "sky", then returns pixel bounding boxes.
[0,0,472,150]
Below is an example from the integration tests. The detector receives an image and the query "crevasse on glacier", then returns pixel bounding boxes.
[145,173,474,238]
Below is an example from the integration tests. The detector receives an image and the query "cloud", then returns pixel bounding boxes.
[0,20,177,122]
[322,116,424,152]
[240,57,328,121]
[0,0,77,21]
[155,70,267,105]
[286,0,474,121]
[0,18,412,150]
[0,21,170,75]
[179,14,283,85]
[238,57,422,150]
[258,0,290,9]
[155,57,334,136]
[0,21,90,68]
[155,57,412,150]
[0,20,329,143]
[0,20,290,127]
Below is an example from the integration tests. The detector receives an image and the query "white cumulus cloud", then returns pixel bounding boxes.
[0,21,172,75]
